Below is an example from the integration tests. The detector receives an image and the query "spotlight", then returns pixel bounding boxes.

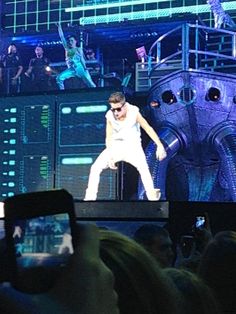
[150,100,160,108]
[161,90,177,105]
[45,66,51,72]
[205,87,221,102]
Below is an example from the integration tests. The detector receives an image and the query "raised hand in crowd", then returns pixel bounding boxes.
[0,224,119,314]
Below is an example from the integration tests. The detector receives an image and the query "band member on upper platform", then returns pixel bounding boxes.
[56,23,96,90]
[0,44,23,95]
[25,46,51,92]
[84,92,167,201]
[85,48,101,86]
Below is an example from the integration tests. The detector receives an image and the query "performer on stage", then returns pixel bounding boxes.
[84,92,167,201]
[56,23,96,89]
[207,0,235,29]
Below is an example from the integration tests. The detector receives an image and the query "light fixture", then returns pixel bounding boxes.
[65,0,171,13]
[161,90,177,105]
[205,87,221,102]
[150,100,160,108]
[77,2,236,26]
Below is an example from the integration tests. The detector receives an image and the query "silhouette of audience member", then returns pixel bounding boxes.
[25,46,51,92]
[133,224,174,267]
[0,44,23,95]
[174,235,202,273]
[0,225,119,314]
[175,213,213,273]
[100,228,180,314]
[164,268,221,314]
[198,230,236,314]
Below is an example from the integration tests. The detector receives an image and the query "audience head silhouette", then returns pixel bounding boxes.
[198,230,236,314]
[100,228,180,314]
[133,224,174,267]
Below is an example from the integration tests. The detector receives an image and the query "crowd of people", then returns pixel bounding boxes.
[0,211,235,314]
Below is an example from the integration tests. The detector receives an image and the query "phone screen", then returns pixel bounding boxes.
[195,216,205,229]
[4,189,76,292]
[13,213,73,271]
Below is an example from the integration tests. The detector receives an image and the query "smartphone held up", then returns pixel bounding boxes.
[195,216,206,230]
[4,189,77,293]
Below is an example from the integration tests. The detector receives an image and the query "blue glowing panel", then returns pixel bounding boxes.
[4,0,235,31]
[0,95,55,199]
[0,90,118,200]
[55,89,117,200]
[22,105,52,144]
[55,152,117,200]
[20,155,53,194]
[58,101,108,147]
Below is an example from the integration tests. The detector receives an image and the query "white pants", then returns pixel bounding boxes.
[84,143,157,200]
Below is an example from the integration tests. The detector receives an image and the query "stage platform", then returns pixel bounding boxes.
[73,200,236,242]
[74,201,169,220]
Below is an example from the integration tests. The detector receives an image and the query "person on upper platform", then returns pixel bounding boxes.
[56,23,96,90]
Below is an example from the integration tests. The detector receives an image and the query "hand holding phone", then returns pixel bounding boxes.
[193,213,213,253]
[4,189,77,293]
[180,235,195,258]
[33,224,119,314]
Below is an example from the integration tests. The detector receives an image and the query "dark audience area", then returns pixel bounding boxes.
[0,195,235,314]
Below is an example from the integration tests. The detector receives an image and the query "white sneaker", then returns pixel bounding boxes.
[84,189,97,201]
[147,189,161,201]
[83,197,96,201]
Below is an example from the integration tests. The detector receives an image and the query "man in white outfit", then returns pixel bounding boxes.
[84,92,167,201]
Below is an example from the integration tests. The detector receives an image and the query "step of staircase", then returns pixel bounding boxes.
[206,42,232,50]
[199,64,236,74]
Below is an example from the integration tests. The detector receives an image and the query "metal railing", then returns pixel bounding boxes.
[148,22,236,83]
